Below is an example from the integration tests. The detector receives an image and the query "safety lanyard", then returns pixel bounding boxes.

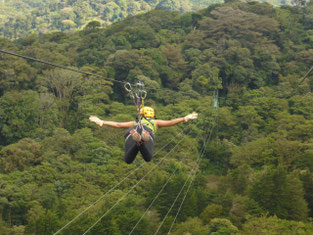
[124,80,147,128]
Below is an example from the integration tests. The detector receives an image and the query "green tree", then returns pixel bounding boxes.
[85,21,101,31]
[200,204,223,224]
[249,168,308,221]
[172,217,208,235]
[192,64,222,93]
[229,195,263,228]
[225,165,252,194]
[42,69,83,128]
[0,55,37,96]
[230,137,274,168]
[241,216,313,234]
[208,218,238,234]
[0,138,42,173]
[0,91,41,145]
[299,170,313,217]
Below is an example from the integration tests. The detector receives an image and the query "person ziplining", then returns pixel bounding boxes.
[89,80,198,164]
[89,107,198,164]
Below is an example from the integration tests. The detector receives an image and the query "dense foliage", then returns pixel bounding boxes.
[1,1,313,234]
[0,0,295,39]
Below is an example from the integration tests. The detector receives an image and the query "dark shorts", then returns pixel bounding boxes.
[124,125,154,164]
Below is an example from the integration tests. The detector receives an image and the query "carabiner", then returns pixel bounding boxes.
[135,80,147,99]
[142,90,147,99]
[136,80,145,89]
[124,82,132,92]
[135,90,147,99]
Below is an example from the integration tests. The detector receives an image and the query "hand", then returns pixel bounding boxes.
[89,116,104,127]
[184,112,198,122]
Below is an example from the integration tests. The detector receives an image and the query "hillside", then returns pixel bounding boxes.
[1,1,313,234]
[0,0,294,39]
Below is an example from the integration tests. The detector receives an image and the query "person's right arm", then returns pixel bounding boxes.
[89,116,135,128]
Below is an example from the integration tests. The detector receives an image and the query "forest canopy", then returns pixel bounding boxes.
[0,0,295,39]
[1,1,313,234]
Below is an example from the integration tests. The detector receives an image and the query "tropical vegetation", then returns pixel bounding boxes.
[1,1,313,234]
[0,0,295,39]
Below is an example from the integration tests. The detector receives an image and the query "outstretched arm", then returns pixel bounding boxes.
[155,112,198,128]
[89,116,135,128]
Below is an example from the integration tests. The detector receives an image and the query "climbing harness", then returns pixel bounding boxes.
[124,80,147,126]
[124,80,148,145]
[135,80,147,127]
[141,117,157,134]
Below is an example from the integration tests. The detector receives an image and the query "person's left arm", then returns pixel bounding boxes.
[154,112,198,128]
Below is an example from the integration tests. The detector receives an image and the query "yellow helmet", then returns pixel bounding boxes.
[140,106,155,118]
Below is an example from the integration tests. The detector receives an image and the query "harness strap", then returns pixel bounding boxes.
[143,117,157,133]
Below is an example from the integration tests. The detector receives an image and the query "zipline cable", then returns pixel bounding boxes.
[0,49,200,97]
[144,86,200,97]
[298,64,313,85]
[128,97,218,234]
[156,93,219,234]
[53,125,191,235]
[0,49,124,85]
[154,121,215,235]
[0,49,214,233]
[167,120,217,235]
[82,129,192,235]
[154,158,201,235]
[166,96,219,234]
[128,152,192,235]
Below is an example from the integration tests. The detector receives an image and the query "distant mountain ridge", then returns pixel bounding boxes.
[0,0,293,38]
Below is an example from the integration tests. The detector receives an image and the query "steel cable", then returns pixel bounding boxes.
[167,121,216,234]
[0,49,200,97]
[53,125,191,235]
[82,129,192,234]
[153,122,215,235]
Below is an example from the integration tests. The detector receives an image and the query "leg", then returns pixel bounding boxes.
[139,126,154,162]
[124,126,140,164]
